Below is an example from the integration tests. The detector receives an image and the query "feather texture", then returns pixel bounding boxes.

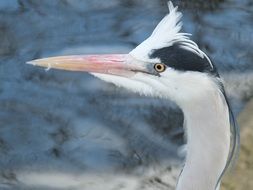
[130,1,213,69]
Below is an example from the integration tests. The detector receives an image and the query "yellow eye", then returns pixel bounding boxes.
[154,63,166,73]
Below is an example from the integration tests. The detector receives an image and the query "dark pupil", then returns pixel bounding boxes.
[156,65,162,70]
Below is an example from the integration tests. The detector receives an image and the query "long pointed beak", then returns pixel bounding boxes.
[27,54,147,77]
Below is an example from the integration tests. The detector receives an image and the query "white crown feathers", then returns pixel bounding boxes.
[130,1,213,68]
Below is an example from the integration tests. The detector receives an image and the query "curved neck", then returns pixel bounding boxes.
[176,90,230,190]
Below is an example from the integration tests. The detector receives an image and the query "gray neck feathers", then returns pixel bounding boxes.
[176,87,230,190]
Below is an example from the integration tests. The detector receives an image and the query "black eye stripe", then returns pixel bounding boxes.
[149,44,217,75]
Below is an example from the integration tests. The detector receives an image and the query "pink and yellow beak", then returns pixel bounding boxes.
[27,54,148,77]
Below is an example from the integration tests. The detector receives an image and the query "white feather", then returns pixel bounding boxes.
[91,73,155,97]
[93,65,231,190]
[130,1,213,68]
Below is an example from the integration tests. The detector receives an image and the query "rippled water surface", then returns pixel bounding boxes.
[0,0,252,189]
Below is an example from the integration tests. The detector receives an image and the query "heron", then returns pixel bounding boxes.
[27,2,239,190]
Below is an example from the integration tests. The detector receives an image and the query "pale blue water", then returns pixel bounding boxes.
[0,1,252,189]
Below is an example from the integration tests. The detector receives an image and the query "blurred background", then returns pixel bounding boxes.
[0,0,252,190]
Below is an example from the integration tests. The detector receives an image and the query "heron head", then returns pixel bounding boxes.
[28,2,219,105]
